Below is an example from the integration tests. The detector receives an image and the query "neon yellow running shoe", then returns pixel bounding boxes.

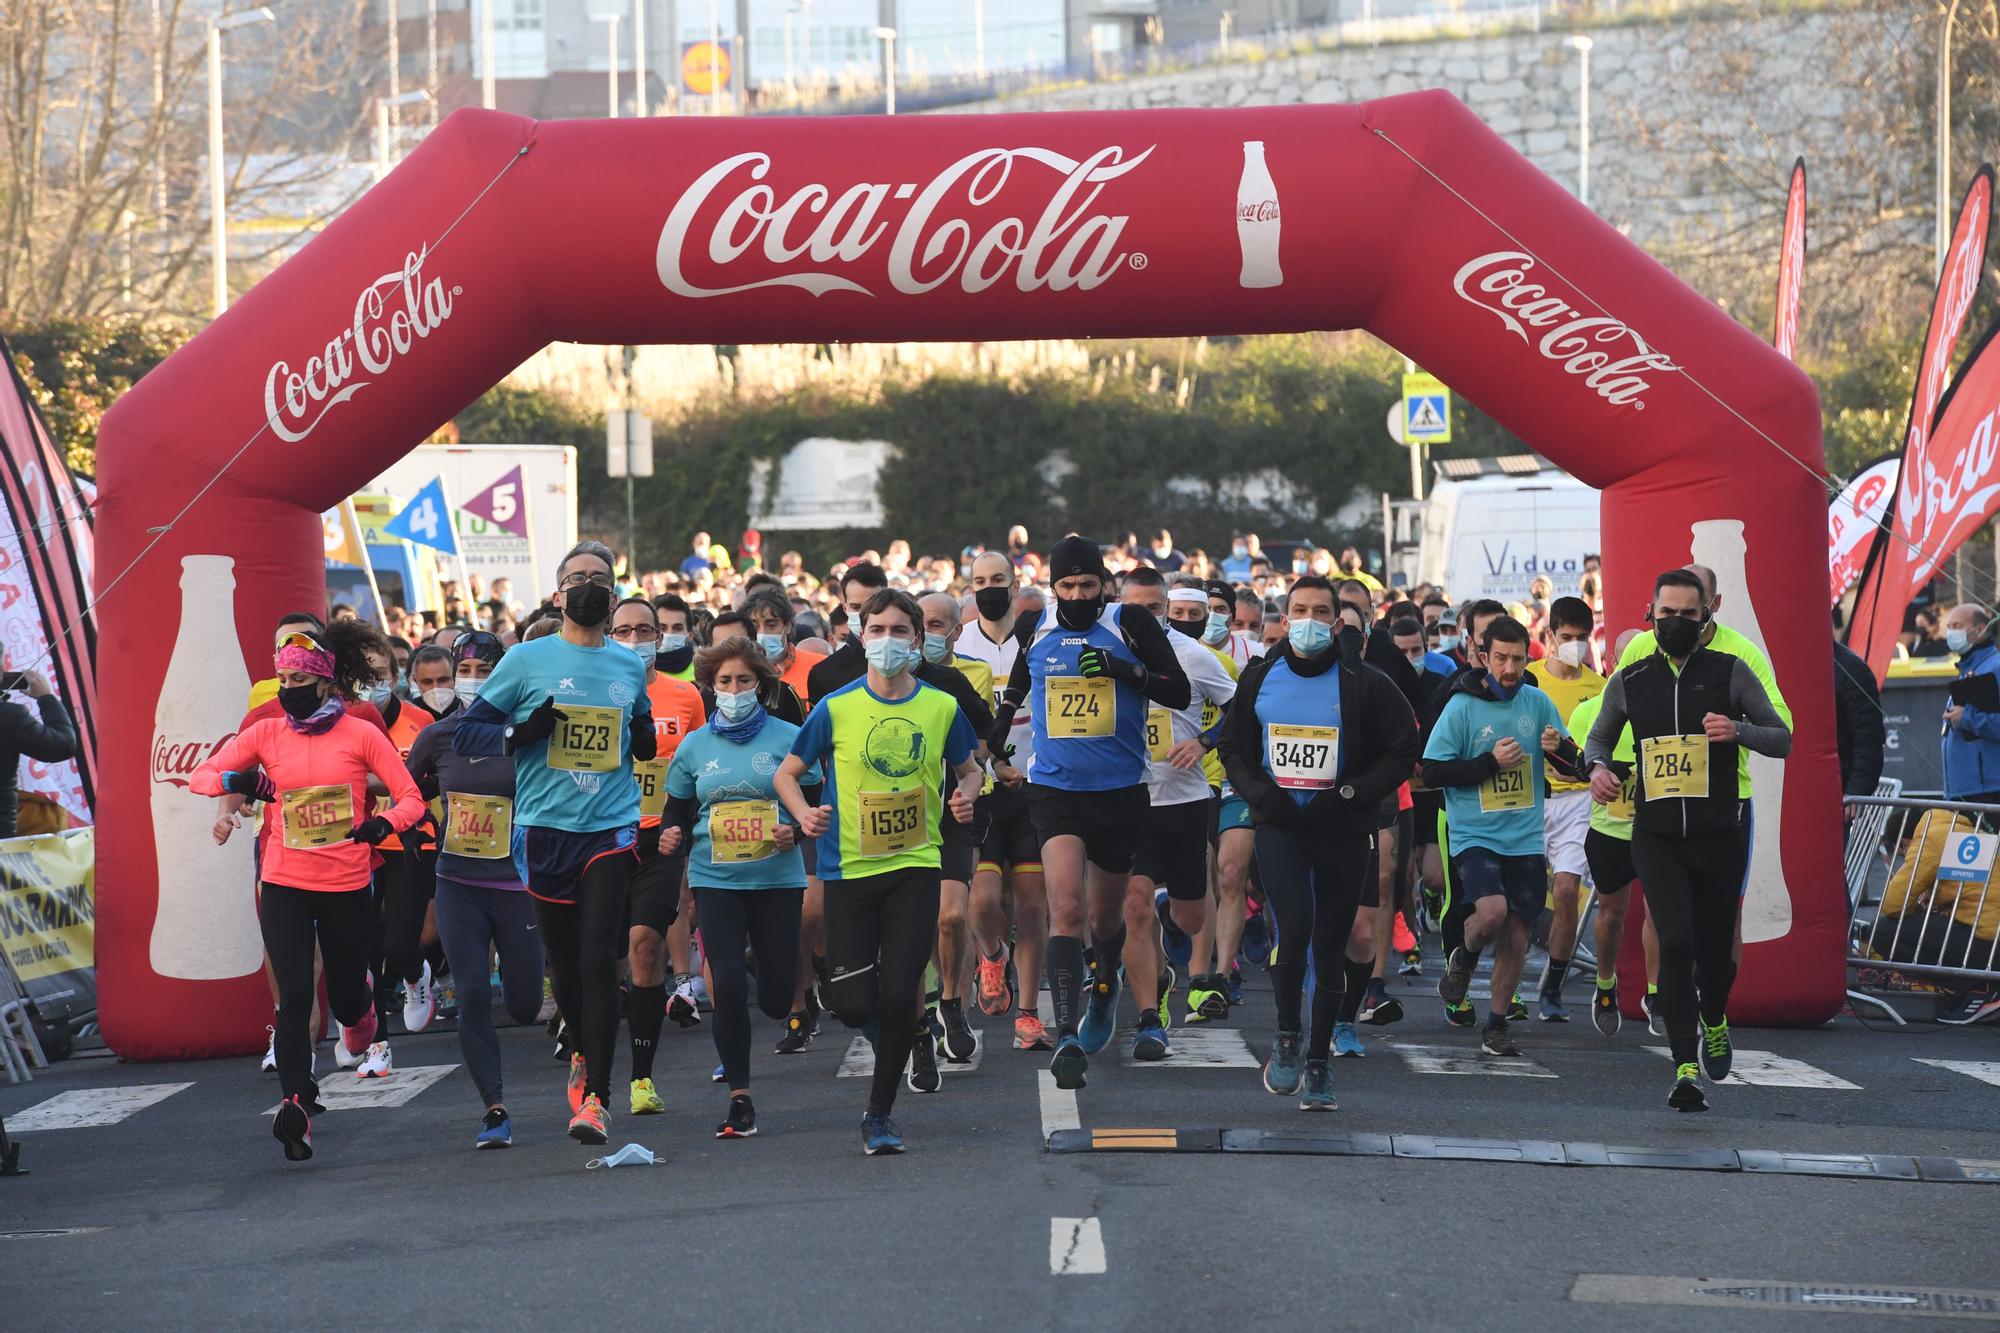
[629,1077,665,1116]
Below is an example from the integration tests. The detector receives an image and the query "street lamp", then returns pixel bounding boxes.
[376,89,433,181]
[592,12,621,118]
[207,5,274,318]
[1566,34,1593,210]
[872,25,897,115]
[1938,0,1963,278]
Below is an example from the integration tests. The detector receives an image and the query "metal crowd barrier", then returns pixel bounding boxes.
[1844,787,2000,1024]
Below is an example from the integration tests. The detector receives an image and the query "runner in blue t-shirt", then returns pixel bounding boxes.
[455,541,654,1147]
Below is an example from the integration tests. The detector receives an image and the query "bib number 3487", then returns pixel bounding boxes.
[1267,724,1338,790]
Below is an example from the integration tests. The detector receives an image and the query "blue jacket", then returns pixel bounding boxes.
[1942,640,2000,799]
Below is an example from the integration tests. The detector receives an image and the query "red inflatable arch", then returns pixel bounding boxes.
[97,93,1840,1059]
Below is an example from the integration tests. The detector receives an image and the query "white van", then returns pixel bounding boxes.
[1417,464,1599,604]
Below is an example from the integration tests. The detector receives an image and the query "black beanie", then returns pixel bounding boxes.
[1047,535,1107,582]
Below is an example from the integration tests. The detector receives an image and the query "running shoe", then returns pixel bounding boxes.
[345,1003,378,1054]
[273,1094,312,1162]
[1332,1022,1365,1058]
[1592,984,1623,1036]
[1399,950,1423,977]
[1480,1020,1521,1057]
[1132,1014,1170,1062]
[1642,991,1664,1037]
[775,1012,812,1054]
[552,1017,573,1061]
[1698,1017,1733,1083]
[1298,1058,1337,1112]
[907,1029,942,1094]
[1049,1035,1089,1090]
[1938,988,2000,1025]
[667,977,703,1029]
[1156,889,1193,975]
[1437,946,1476,1007]
[938,1003,977,1063]
[1391,911,1418,956]
[711,1065,726,1083]
[861,1112,904,1156]
[1443,1000,1476,1028]
[1241,906,1271,964]
[333,1022,363,1070]
[718,1094,757,1140]
[567,1052,588,1115]
[568,1093,609,1145]
[1538,993,1571,1024]
[475,1108,512,1149]
[1226,968,1244,1007]
[260,1025,277,1074]
[1014,1013,1054,1051]
[402,959,437,1034]
[1077,965,1121,1055]
[1668,1062,1708,1112]
[354,1040,394,1079]
[1357,990,1404,1026]
[629,1077,666,1116]
[975,950,1014,1017]
[1192,975,1231,1022]
[1507,993,1529,1023]
[1263,1030,1305,1095]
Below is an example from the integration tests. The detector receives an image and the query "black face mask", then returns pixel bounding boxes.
[1056,594,1103,632]
[1337,626,1366,662]
[656,644,694,675]
[1655,615,1703,658]
[278,682,324,722]
[563,583,613,629]
[1169,617,1202,639]
[974,586,1013,622]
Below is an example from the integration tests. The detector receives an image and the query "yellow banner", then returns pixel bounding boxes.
[0,829,95,984]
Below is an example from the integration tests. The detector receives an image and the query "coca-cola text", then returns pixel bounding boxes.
[1452,251,1679,410]
[151,731,232,789]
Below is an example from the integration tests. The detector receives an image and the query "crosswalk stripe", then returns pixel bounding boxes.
[837,1032,983,1078]
[1123,1026,1260,1069]
[1389,1042,1557,1078]
[1913,1058,2000,1088]
[1642,1047,1859,1090]
[11,1083,194,1132]
[265,1063,458,1113]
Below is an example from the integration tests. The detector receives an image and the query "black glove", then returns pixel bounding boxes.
[630,713,657,762]
[507,694,567,752]
[1078,647,1146,688]
[347,815,394,846]
[988,705,1017,764]
[401,823,435,863]
[221,769,276,804]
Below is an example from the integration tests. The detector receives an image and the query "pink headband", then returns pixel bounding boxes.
[276,644,336,679]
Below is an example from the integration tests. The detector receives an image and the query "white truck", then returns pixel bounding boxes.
[367,443,578,605]
[1415,462,1599,604]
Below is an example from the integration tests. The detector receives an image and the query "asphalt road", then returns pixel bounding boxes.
[3,956,1997,1330]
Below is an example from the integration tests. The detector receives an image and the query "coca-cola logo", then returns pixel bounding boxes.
[1906,401,2000,582]
[1237,200,1279,223]
[263,247,459,444]
[655,146,1154,300]
[1896,184,1991,556]
[1451,251,1679,410]
[151,731,233,789]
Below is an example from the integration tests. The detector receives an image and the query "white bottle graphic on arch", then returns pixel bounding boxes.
[1687,519,1791,944]
[148,554,263,980]
[1236,140,1283,289]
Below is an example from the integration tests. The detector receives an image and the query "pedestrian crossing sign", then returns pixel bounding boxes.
[1402,372,1452,443]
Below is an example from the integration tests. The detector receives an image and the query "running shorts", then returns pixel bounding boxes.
[1542,791,1592,881]
[626,834,685,934]
[1132,799,1211,901]
[1025,782,1148,875]
[1584,828,1636,896]
[514,824,638,905]
[976,782,1041,874]
[1450,846,1547,923]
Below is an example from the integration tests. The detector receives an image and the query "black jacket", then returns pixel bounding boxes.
[1217,642,1418,834]
[0,695,77,837]
[1832,639,1885,797]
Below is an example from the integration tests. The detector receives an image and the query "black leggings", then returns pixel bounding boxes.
[695,886,804,1092]
[1631,826,1745,1068]
[433,878,545,1107]
[261,883,375,1100]
[533,853,634,1103]
[1255,824,1373,1061]
[822,867,940,1118]
[375,852,437,988]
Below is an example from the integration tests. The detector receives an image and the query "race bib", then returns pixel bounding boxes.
[710,800,780,865]
[634,756,670,820]
[857,787,927,859]
[1640,734,1708,800]
[281,784,354,850]
[1478,760,1534,814]
[547,704,623,772]
[1145,707,1174,763]
[443,793,513,859]
[1267,724,1339,791]
[1605,774,1637,822]
[1046,675,1115,739]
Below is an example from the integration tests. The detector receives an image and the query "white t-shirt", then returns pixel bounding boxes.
[1147,630,1238,807]
[954,618,1033,778]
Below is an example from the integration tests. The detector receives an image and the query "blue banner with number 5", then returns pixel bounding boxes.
[381,477,459,554]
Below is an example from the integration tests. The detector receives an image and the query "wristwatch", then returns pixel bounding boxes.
[1338,784,1356,801]
[503,723,518,750]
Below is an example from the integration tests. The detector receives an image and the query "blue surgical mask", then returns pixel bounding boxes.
[756,633,785,660]
[1484,672,1521,702]
[1288,616,1333,656]
[1947,627,1973,655]
[1438,634,1461,655]
[625,638,654,661]
[1202,611,1230,646]
[714,687,758,722]
[366,681,393,707]
[864,636,915,678]
[1232,543,1248,558]
[921,631,952,665]
[586,1142,662,1169]
[659,632,689,654]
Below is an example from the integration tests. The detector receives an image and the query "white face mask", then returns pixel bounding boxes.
[453,677,481,706]
[420,685,456,714]
[1555,639,1588,668]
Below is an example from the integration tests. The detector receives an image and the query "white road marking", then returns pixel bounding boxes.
[1643,1047,1859,1090]
[266,1063,458,1112]
[10,1083,194,1132]
[1038,1071,1080,1136]
[1050,1217,1106,1275]
[1122,1026,1260,1068]
[1389,1042,1557,1078]
[837,1032,982,1078]
[1914,1058,2000,1088]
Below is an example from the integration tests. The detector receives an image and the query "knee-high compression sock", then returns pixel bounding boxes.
[1046,935,1086,1038]
[1337,955,1373,1023]
[628,983,667,1081]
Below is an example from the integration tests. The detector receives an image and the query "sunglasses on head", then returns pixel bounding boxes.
[276,630,326,653]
